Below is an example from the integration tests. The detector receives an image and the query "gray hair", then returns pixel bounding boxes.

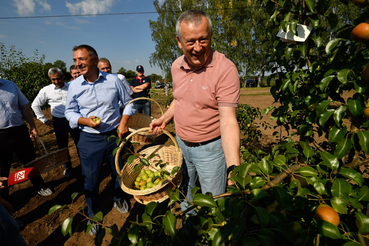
[98,57,111,67]
[48,67,63,77]
[176,10,212,39]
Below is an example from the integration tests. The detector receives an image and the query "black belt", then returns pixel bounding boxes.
[181,136,221,147]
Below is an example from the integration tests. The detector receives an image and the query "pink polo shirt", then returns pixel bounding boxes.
[172,50,240,142]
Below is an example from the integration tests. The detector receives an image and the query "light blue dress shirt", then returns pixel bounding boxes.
[65,71,135,134]
[0,79,29,129]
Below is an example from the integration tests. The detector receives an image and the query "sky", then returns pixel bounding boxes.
[0,0,168,76]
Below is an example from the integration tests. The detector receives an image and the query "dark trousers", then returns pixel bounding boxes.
[78,130,128,217]
[52,117,80,169]
[0,125,46,193]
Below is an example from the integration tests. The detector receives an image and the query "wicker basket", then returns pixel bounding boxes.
[134,170,182,205]
[125,97,164,144]
[115,127,182,196]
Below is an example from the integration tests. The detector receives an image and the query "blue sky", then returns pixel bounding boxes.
[0,0,167,76]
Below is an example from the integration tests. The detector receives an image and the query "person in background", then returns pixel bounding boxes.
[65,44,135,236]
[130,65,151,115]
[0,79,53,197]
[0,177,27,246]
[98,57,133,96]
[31,67,80,178]
[69,65,80,81]
[149,10,240,214]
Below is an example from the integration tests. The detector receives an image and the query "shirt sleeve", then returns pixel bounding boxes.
[116,78,136,116]
[65,84,82,129]
[31,88,48,123]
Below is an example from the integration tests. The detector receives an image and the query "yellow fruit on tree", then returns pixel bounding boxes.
[364,108,369,119]
[362,66,369,82]
[315,204,340,226]
[352,0,369,7]
[351,22,369,42]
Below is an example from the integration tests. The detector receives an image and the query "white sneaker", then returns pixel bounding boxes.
[63,167,73,178]
[37,187,53,196]
[114,200,129,213]
[87,220,101,236]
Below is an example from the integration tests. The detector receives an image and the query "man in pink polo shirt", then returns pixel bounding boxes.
[150,9,240,214]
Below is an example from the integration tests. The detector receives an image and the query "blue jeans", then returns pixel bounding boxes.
[0,204,27,246]
[177,136,226,214]
[134,101,151,116]
[78,131,127,217]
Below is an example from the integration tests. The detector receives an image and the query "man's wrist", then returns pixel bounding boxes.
[227,165,237,175]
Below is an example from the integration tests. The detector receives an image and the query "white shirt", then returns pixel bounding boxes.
[115,73,133,95]
[31,83,69,123]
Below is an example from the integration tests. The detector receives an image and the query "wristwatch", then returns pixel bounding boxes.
[227,165,236,175]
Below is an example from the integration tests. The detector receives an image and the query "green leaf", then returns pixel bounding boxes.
[355,212,369,234]
[243,237,260,246]
[259,158,273,175]
[281,78,291,92]
[61,217,73,236]
[257,228,275,246]
[319,109,335,127]
[357,130,369,154]
[48,205,64,215]
[305,0,315,12]
[140,158,150,166]
[329,126,347,143]
[250,176,266,189]
[338,167,364,186]
[314,182,327,195]
[145,202,157,216]
[334,137,352,159]
[231,218,247,242]
[285,47,293,61]
[349,197,363,210]
[342,242,364,246]
[328,13,338,29]
[273,155,286,166]
[312,36,323,48]
[254,206,270,227]
[163,211,176,237]
[317,221,342,239]
[127,154,136,165]
[236,174,252,188]
[337,69,350,83]
[171,166,180,176]
[191,187,201,198]
[310,18,320,29]
[331,197,348,214]
[347,98,365,117]
[167,188,180,206]
[289,19,298,35]
[193,193,217,208]
[300,43,307,58]
[358,186,369,201]
[250,189,269,201]
[299,167,318,176]
[325,38,343,54]
[316,99,332,116]
[128,225,140,244]
[331,178,351,200]
[273,186,290,208]
[333,106,347,126]
[320,152,339,170]
[212,224,234,246]
[91,211,103,222]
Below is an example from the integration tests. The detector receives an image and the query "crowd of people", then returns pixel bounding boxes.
[0,9,240,240]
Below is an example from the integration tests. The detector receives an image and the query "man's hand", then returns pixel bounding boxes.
[87,116,101,128]
[30,127,38,139]
[117,124,129,138]
[149,118,166,135]
[0,177,8,188]
[45,120,53,126]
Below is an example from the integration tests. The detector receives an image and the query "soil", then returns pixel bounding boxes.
[5,88,327,245]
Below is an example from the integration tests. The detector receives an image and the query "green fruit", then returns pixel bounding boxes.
[134,181,140,186]
[141,173,148,180]
[154,178,160,184]
[145,170,153,175]
[148,172,154,178]
[141,169,146,175]
[147,182,154,188]
[139,180,147,186]
[136,176,142,182]
[146,177,152,183]
[140,185,146,190]
[154,171,161,177]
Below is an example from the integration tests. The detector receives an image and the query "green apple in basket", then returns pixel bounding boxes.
[134,169,167,190]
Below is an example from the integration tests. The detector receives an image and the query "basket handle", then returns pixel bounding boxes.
[124,97,164,115]
[114,127,179,176]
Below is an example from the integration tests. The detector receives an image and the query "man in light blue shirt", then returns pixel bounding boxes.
[65,44,135,236]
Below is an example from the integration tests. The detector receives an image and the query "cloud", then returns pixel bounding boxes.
[13,0,51,16]
[55,22,79,29]
[122,61,131,65]
[0,35,8,38]
[75,18,90,24]
[66,0,115,15]
[134,59,139,64]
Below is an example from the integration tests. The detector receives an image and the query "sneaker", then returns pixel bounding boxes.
[37,187,53,196]
[63,167,73,178]
[114,200,129,213]
[87,220,101,236]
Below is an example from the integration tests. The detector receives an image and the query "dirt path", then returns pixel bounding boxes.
[9,88,281,245]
